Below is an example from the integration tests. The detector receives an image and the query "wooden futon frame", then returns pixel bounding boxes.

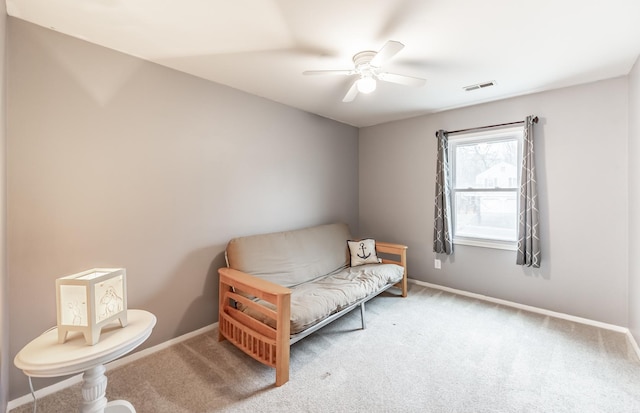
[218,242,407,386]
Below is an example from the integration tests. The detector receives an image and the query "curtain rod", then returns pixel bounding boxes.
[435,116,538,137]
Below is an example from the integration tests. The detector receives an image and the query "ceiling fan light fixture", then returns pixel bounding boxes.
[304,40,425,102]
[356,76,376,94]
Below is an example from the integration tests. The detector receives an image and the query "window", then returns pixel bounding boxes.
[449,126,523,250]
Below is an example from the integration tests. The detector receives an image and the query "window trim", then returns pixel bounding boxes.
[448,126,524,250]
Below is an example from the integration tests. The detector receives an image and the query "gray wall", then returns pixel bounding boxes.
[359,77,629,326]
[629,55,640,343]
[7,18,358,400]
[5,12,638,405]
[1,4,7,413]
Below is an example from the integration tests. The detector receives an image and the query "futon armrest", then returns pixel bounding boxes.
[375,241,408,297]
[376,241,408,253]
[218,267,291,304]
[217,267,292,386]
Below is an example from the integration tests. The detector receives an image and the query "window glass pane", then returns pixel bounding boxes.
[454,191,517,241]
[454,139,518,189]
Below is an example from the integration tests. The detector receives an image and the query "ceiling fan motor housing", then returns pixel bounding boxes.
[353,51,378,77]
[353,51,377,67]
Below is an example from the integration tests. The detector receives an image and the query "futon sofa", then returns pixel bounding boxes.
[217,222,407,386]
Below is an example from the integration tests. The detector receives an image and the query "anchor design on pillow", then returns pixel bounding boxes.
[357,242,371,260]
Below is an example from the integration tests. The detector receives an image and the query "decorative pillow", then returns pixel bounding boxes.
[347,239,380,266]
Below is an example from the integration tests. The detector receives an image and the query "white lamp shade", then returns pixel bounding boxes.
[59,285,89,326]
[56,268,128,345]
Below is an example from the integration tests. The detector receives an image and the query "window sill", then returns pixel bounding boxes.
[453,237,517,251]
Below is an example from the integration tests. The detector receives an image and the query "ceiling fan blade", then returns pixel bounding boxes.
[342,81,359,103]
[370,40,404,67]
[303,70,355,76]
[378,72,426,87]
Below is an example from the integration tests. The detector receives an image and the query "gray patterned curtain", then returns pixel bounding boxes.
[516,116,540,267]
[433,130,453,255]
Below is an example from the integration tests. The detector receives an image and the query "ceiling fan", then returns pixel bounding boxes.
[303,40,426,102]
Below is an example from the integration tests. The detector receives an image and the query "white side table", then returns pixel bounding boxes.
[14,309,156,413]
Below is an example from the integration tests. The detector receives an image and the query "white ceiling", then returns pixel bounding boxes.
[6,0,640,127]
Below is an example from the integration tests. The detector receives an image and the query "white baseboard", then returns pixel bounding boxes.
[626,330,640,360]
[105,323,217,371]
[8,323,218,411]
[7,375,85,411]
[410,279,640,361]
[410,279,629,332]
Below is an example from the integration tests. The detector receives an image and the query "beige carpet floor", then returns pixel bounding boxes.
[11,283,640,412]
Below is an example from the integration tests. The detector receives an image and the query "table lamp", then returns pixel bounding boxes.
[56,268,128,345]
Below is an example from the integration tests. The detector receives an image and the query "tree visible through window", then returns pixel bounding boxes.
[449,127,523,249]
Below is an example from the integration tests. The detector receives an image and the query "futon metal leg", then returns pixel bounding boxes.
[360,302,366,329]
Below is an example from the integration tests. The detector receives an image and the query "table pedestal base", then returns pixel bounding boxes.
[105,400,135,412]
[81,365,135,413]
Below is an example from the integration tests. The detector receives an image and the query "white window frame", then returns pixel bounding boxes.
[448,126,524,251]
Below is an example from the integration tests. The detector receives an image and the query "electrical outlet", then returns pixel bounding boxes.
[434,259,441,269]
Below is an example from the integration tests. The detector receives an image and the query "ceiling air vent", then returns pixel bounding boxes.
[463,81,496,92]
